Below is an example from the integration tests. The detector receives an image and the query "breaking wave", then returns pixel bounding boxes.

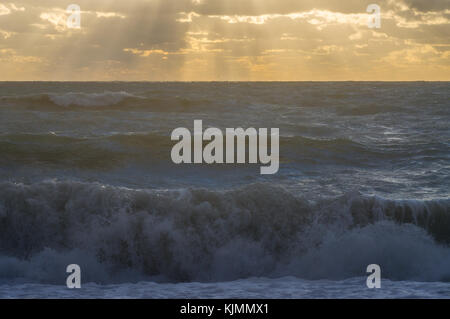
[0,91,144,108]
[0,181,449,284]
[0,91,216,111]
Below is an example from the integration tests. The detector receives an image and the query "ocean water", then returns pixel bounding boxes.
[0,82,449,299]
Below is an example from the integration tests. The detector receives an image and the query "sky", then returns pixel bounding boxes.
[0,0,449,81]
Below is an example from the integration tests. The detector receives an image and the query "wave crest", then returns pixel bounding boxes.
[0,91,143,108]
[0,181,449,284]
[48,91,142,107]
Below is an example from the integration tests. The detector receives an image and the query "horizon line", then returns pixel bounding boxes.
[0,80,449,83]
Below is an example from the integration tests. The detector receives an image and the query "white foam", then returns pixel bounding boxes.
[1,277,449,298]
[0,181,449,284]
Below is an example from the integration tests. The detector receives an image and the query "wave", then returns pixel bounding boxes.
[0,133,376,169]
[0,133,174,169]
[0,91,215,111]
[0,181,449,284]
[0,91,144,108]
[0,132,446,170]
[48,91,142,107]
[335,103,405,116]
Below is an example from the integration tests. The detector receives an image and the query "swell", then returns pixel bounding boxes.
[0,133,173,169]
[0,133,445,169]
[0,92,141,108]
[0,181,449,284]
[0,92,214,112]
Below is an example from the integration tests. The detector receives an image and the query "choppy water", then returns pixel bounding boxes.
[0,82,449,298]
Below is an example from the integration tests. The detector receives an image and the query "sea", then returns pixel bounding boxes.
[0,82,449,298]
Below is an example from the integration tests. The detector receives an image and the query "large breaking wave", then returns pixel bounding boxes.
[0,181,449,284]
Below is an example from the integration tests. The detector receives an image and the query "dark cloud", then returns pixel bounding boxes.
[402,0,450,12]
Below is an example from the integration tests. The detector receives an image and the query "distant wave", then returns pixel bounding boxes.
[0,91,143,108]
[0,91,214,111]
[0,181,449,284]
[48,91,143,107]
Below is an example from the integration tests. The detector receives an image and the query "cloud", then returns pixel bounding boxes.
[402,0,450,12]
[0,0,448,80]
[0,3,25,16]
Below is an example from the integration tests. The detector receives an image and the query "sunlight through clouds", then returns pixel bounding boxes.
[0,0,448,80]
